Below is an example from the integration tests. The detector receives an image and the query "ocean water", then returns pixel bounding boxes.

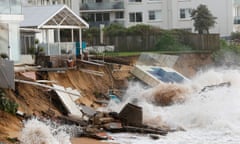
[107,68,240,144]
[19,118,82,144]
[20,68,240,144]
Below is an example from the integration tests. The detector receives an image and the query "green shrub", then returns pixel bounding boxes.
[155,31,192,51]
[0,89,18,115]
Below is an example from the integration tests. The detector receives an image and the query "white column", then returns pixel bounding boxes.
[58,27,61,55]
[71,29,74,42]
[71,29,74,55]
[100,24,104,44]
[46,29,50,55]
[79,28,82,59]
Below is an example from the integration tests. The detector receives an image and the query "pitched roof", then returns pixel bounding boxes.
[21,4,89,29]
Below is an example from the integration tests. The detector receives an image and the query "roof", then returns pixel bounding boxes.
[21,5,89,29]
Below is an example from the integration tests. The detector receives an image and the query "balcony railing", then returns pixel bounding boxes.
[88,21,111,27]
[234,16,240,24]
[80,1,124,11]
[39,42,76,56]
[0,0,22,14]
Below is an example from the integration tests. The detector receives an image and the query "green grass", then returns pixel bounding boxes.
[104,50,212,57]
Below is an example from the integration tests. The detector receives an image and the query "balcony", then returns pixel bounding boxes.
[80,1,124,11]
[88,21,111,27]
[235,0,240,5]
[234,16,240,24]
[0,0,22,14]
[39,42,76,56]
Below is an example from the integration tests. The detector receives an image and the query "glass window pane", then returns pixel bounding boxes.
[129,13,135,22]
[136,12,142,22]
[149,11,155,20]
[96,13,102,21]
[180,9,185,18]
[103,13,110,21]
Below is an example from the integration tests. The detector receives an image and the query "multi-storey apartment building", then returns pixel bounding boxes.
[124,0,233,37]
[234,0,240,32]
[80,0,233,37]
[79,0,124,27]
[26,0,79,15]
[0,0,24,61]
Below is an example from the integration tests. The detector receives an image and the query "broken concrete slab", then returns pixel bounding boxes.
[131,65,188,87]
[0,60,15,89]
[136,53,179,67]
[52,84,82,118]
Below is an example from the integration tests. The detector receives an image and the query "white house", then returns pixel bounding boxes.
[0,0,24,61]
[20,4,89,56]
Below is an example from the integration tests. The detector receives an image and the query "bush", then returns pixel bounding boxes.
[212,39,240,65]
[104,23,127,36]
[0,89,18,115]
[155,31,192,51]
[0,53,9,59]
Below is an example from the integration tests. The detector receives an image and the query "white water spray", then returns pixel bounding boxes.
[108,68,240,144]
[19,118,82,144]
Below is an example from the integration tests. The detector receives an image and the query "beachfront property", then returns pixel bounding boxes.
[233,0,240,32]
[25,0,80,16]
[0,0,24,61]
[79,0,233,37]
[20,4,89,57]
[79,0,125,27]
[25,0,234,37]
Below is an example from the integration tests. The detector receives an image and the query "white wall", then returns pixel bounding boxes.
[0,15,23,61]
[0,23,8,56]
[9,23,21,61]
[124,0,233,37]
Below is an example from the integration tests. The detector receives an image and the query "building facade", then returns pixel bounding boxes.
[79,0,233,37]
[26,0,79,15]
[0,0,24,61]
[79,0,124,27]
[124,0,233,37]
[234,0,240,32]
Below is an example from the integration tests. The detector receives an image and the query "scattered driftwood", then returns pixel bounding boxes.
[200,82,231,93]
[85,103,168,137]
[78,68,104,77]
[77,59,104,66]
[92,56,131,65]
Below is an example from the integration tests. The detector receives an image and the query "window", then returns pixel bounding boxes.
[88,13,110,22]
[103,13,110,21]
[115,12,124,19]
[129,0,142,2]
[149,10,161,20]
[96,0,102,3]
[180,8,192,19]
[129,12,142,22]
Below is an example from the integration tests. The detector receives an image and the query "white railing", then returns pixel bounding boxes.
[39,42,76,56]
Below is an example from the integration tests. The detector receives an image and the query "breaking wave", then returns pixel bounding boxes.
[108,68,240,143]
[19,118,82,144]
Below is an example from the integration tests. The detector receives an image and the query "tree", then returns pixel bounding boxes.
[191,4,217,34]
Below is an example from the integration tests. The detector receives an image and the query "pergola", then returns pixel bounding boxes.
[20,4,89,55]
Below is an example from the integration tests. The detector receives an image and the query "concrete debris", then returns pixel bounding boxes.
[20,72,36,81]
[0,60,15,89]
[137,53,179,67]
[131,65,188,87]
[52,84,82,118]
[119,103,143,126]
